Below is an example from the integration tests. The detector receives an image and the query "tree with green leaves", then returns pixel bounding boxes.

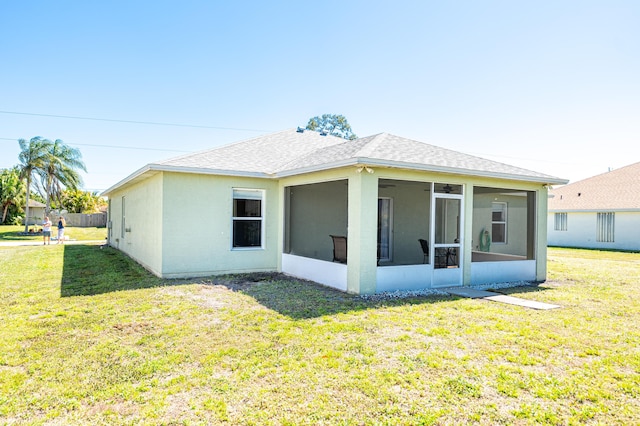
[0,167,26,224]
[58,188,105,214]
[305,114,357,140]
[18,137,49,231]
[38,139,86,215]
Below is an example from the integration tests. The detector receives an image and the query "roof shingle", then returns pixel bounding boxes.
[277,132,559,181]
[158,129,345,175]
[158,129,564,182]
[548,162,640,211]
[105,128,567,195]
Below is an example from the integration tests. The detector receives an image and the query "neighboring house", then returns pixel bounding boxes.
[25,199,46,226]
[548,162,640,251]
[103,129,567,295]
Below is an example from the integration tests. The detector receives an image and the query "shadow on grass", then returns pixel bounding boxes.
[488,284,550,296]
[62,245,540,319]
[61,245,170,297]
[205,273,453,320]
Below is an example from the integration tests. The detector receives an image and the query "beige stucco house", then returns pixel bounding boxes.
[25,199,46,226]
[103,129,567,295]
[548,161,640,251]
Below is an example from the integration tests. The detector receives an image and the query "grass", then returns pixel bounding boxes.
[0,224,107,242]
[0,245,639,425]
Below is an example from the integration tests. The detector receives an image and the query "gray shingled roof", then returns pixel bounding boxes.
[158,128,345,175]
[104,128,566,195]
[548,162,640,211]
[275,132,562,181]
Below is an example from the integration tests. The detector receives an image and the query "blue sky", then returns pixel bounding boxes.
[1,1,638,192]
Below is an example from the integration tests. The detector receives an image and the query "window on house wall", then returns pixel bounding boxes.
[232,189,264,248]
[491,202,507,244]
[554,212,568,231]
[596,212,615,242]
[121,196,125,239]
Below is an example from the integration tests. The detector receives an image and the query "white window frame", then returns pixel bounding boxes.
[231,188,265,250]
[596,212,615,243]
[491,202,507,244]
[554,212,568,231]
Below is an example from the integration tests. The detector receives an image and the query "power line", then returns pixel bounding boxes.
[0,137,191,153]
[0,110,270,132]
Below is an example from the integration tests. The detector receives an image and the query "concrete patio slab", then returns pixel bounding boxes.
[443,287,561,310]
[484,294,561,310]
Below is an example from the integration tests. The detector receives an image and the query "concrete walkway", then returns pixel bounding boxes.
[444,287,561,310]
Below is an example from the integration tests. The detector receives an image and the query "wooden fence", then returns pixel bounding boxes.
[64,213,107,228]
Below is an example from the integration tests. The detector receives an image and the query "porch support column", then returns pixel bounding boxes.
[535,187,548,282]
[347,169,378,295]
[462,184,474,286]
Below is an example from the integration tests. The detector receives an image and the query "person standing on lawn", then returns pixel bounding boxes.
[42,216,52,245]
[57,216,66,244]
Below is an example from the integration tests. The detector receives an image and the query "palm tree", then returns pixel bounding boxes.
[18,137,50,232]
[39,139,86,215]
[0,167,26,224]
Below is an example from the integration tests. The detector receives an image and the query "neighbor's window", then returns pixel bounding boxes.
[491,202,507,243]
[596,212,615,242]
[554,212,568,231]
[232,189,264,248]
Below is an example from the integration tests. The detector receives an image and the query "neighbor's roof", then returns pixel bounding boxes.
[103,128,566,195]
[28,199,46,208]
[548,161,640,211]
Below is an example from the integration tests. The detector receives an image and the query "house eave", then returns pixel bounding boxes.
[275,157,568,185]
[152,164,271,179]
[274,159,360,178]
[102,164,271,196]
[102,164,155,196]
[549,208,640,213]
[103,156,567,197]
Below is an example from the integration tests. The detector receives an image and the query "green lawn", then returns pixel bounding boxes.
[0,224,107,242]
[0,246,638,425]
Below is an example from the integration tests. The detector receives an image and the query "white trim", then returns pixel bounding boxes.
[231,188,266,250]
[102,164,269,196]
[549,208,640,213]
[491,202,508,244]
[275,157,567,185]
[103,156,568,196]
[432,186,464,286]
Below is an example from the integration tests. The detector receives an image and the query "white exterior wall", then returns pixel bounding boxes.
[548,211,640,251]
[106,166,551,292]
[108,172,164,275]
[160,172,280,278]
[107,172,280,278]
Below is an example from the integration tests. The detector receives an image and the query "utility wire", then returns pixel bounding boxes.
[0,110,270,132]
[0,137,191,153]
